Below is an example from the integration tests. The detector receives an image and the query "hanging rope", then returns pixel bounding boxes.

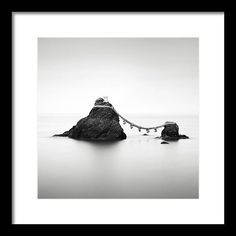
[93,105,174,132]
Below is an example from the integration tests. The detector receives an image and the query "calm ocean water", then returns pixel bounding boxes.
[38,114,198,198]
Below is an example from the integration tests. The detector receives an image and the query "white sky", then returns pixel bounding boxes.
[38,38,198,115]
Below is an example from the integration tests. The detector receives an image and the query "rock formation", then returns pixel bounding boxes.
[161,141,169,144]
[54,98,189,142]
[161,122,189,141]
[54,98,127,141]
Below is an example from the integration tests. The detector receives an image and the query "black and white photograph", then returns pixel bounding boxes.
[11,12,224,225]
[38,38,199,199]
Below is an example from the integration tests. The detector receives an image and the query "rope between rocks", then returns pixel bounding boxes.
[93,105,168,132]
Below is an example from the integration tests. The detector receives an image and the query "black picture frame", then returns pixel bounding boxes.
[4,5,229,232]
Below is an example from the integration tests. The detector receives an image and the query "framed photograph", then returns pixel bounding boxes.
[12,12,225,225]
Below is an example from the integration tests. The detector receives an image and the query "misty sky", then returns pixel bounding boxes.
[38,38,198,115]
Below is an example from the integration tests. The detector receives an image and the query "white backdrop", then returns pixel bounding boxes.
[13,13,224,224]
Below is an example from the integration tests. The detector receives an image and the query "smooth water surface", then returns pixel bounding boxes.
[38,114,198,198]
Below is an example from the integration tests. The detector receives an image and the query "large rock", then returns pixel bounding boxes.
[54,98,126,141]
[161,122,189,141]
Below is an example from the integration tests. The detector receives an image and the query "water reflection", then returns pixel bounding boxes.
[38,115,198,198]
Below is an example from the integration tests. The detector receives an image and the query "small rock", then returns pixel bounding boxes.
[142,134,149,136]
[161,141,169,144]
[161,122,189,141]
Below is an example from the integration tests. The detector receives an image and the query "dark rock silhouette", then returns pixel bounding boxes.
[161,122,189,141]
[161,141,169,144]
[54,98,126,141]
